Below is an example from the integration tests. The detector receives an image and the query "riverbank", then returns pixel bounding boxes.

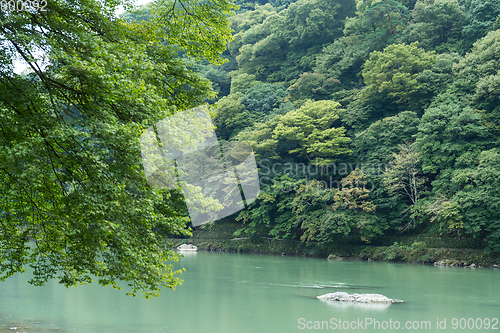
[172,221,500,268]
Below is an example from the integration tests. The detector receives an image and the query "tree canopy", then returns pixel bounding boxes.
[0,0,236,297]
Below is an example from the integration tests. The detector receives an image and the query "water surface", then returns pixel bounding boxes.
[0,251,499,332]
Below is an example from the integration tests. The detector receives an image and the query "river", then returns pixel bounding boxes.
[0,251,499,332]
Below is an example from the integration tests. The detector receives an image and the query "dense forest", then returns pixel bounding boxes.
[125,0,500,254]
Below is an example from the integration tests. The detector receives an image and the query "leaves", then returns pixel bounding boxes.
[0,0,235,297]
[361,42,436,113]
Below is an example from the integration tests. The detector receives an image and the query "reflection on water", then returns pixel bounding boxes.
[178,250,198,257]
[0,318,53,333]
[318,299,392,311]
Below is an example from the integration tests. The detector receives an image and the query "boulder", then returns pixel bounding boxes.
[317,292,402,304]
[177,244,198,251]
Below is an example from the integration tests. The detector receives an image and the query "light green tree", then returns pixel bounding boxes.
[382,142,426,230]
[361,43,436,113]
[272,100,352,162]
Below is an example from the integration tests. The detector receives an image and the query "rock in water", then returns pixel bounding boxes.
[177,244,198,251]
[317,292,401,303]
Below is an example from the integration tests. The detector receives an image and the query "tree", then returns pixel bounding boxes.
[450,148,500,253]
[231,0,355,82]
[241,83,288,115]
[213,82,288,140]
[461,0,500,50]
[314,36,372,89]
[271,100,352,163]
[353,111,420,228]
[213,92,247,140]
[415,93,489,179]
[454,29,500,139]
[345,0,410,45]
[292,170,382,244]
[0,0,236,298]
[361,43,436,114]
[382,142,426,230]
[286,72,341,101]
[403,0,465,52]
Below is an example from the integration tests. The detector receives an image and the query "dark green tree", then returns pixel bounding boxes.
[403,0,465,52]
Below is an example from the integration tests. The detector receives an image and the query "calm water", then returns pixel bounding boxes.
[0,251,499,332]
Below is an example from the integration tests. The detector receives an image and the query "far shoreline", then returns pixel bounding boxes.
[170,221,500,269]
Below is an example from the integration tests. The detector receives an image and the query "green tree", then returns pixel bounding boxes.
[403,0,465,52]
[271,100,352,163]
[232,0,355,82]
[361,43,436,114]
[450,149,500,253]
[461,0,500,50]
[415,93,489,178]
[286,72,341,101]
[241,83,288,115]
[454,29,500,139]
[345,0,410,44]
[229,73,260,94]
[235,175,296,239]
[314,36,372,89]
[213,92,247,140]
[0,0,236,297]
[292,170,382,244]
[121,2,154,23]
[353,111,420,228]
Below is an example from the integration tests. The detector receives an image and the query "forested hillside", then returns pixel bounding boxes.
[129,0,500,254]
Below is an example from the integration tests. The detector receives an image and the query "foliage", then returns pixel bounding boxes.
[292,172,383,243]
[229,73,260,94]
[155,0,238,64]
[108,0,500,255]
[231,0,355,81]
[454,29,500,138]
[121,3,154,23]
[235,175,297,239]
[403,0,465,52]
[271,100,352,163]
[461,0,500,50]
[415,93,489,177]
[314,36,372,89]
[241,83,288,114]
[361,43,437,113]
[286,72,341,101]
[451,149,500,253]
[346,0,410,44]
[213,82,288,139]
[213,92,247,140]
[382,142,426,230]
[217,0,500,254]
[0,0,235,297]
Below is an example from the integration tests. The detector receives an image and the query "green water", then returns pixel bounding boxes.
[0,251,499,332]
